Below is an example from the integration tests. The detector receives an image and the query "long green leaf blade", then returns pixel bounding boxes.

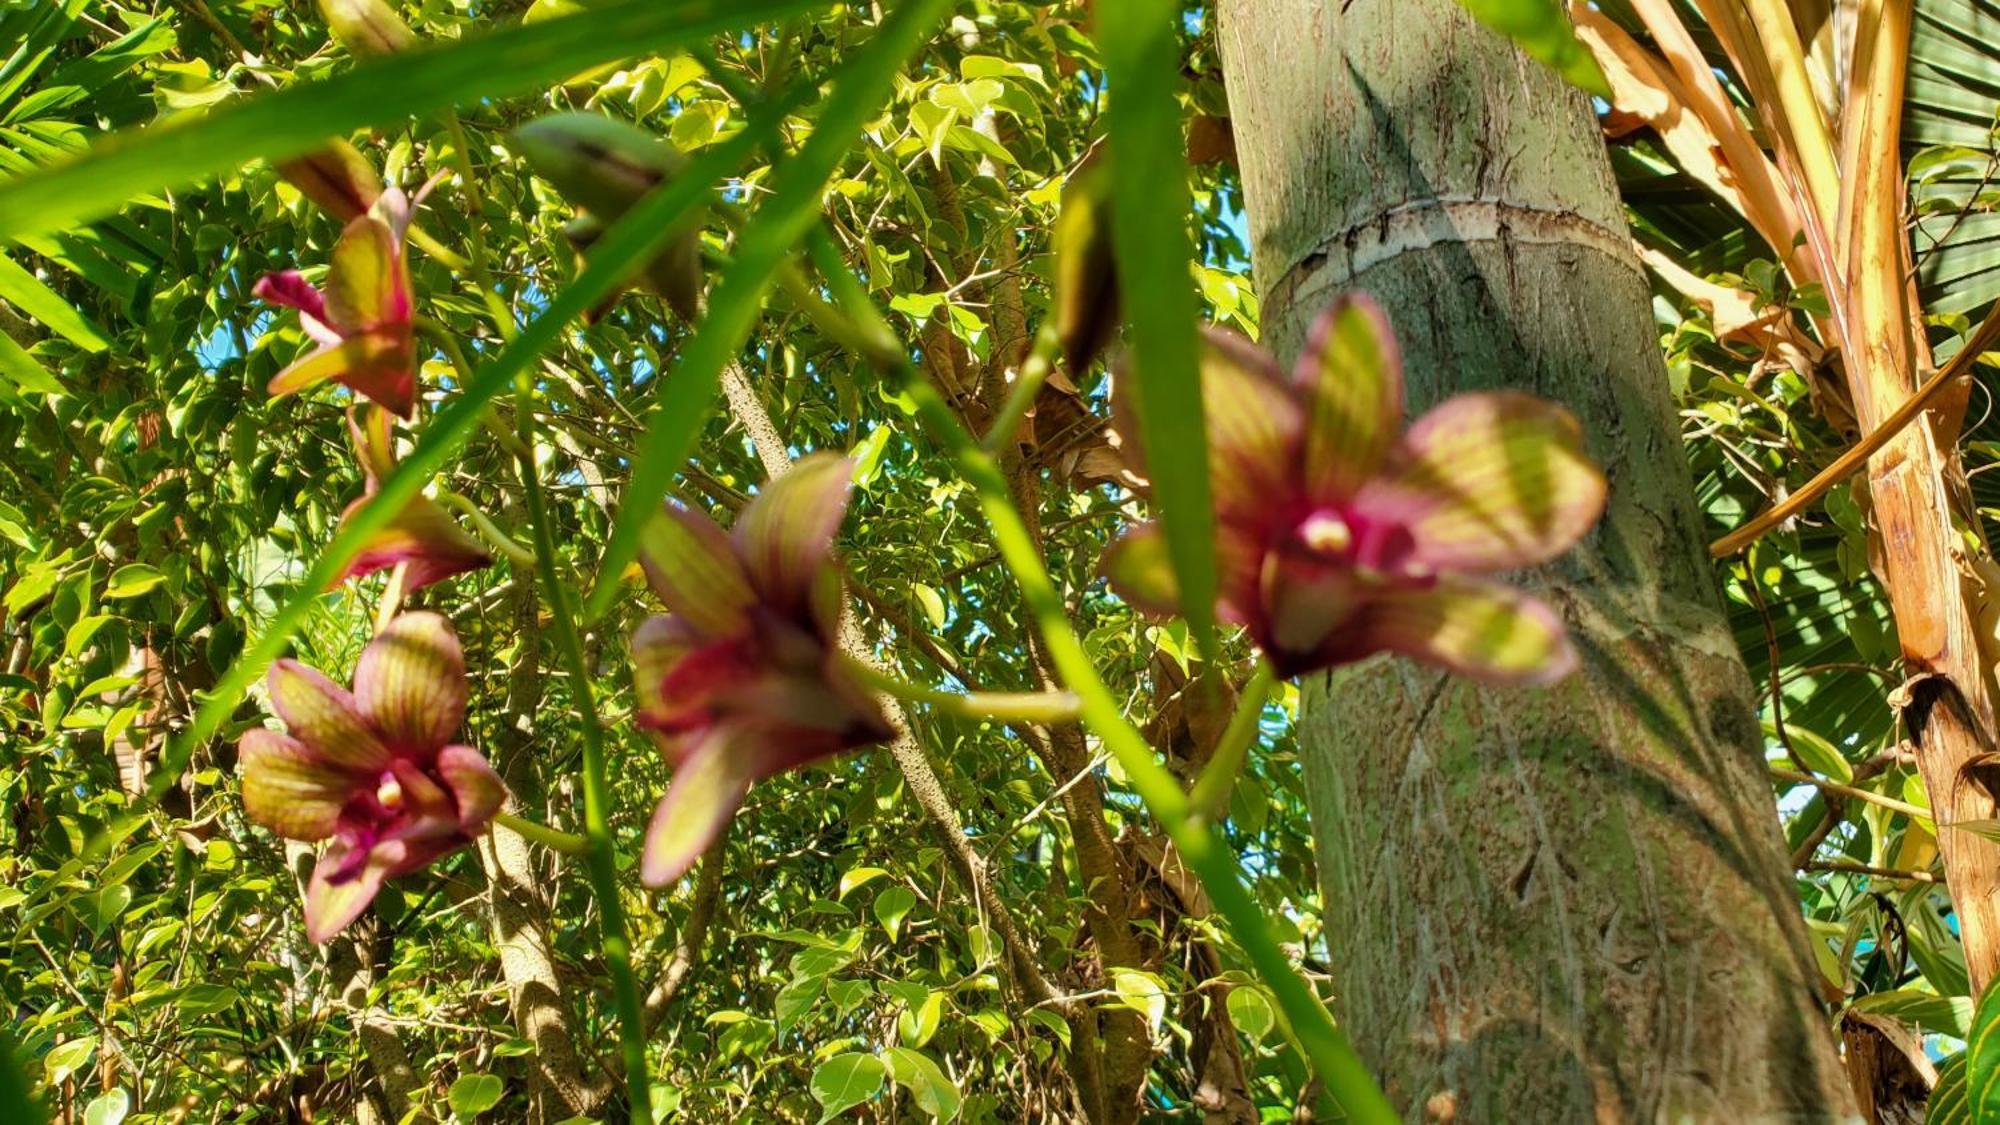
[0,251,110,351]
[1098,4,1219,664]
[0,0,818,242]
[584,0,951,622]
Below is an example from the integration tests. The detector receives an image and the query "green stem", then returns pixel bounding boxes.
[1188,663,1276,823]
[512,366,651,1118]
[416,318,533,459]
[493,809,588,855]
[804,228,1396,1123]
[435,488,535,566]
[982,320,1061,453]
[844,656,1082,725]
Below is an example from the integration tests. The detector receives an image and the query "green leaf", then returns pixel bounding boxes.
[896,989,945,1048]
[1850,988,1974,1038]
[0,0,820,241]
[1966,974,2000,1122]
[1227,985,1276,1044]
[1098,1,1218,666]
[775,973,825,1031]
[103,564,164,599]
[449,1074,505,1119]
[1111,967,1167,1032]
[880,1047,960,1122]
[175,983,239,1017]
[873,884,916,941]
[82,1090,127,1125]
[0,331,61,396]
[585,0,951,623]
[914,583,947,630]
[1931,1052,1969,1125]
[41,1037,94,1085]
[1451,0,1610,97]
[838,866,888,898]
[0,1027,44,1125]
[0,253,110,351]
[811,1053,885,1122]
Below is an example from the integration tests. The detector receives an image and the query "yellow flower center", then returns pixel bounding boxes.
[376,773,404,811]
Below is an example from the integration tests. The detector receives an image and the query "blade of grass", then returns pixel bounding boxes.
[0,0,819,241]
[1097,3,1220,667]
[583,0,951,623]
[10,96,777,913]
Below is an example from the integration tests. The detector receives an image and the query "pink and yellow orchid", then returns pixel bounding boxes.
[332,404,491,591]
[254,181,432,418]
[629,453,892,886]
[1104,294,1607,684]
[239,612,505,942]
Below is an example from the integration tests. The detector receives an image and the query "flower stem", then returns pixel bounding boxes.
[511,376,653,1121]
[493,810,588,855]
[1188,662,1276,823]
[844,656,1082,725]
[804,227,1396,1124]
[435,488,535,566]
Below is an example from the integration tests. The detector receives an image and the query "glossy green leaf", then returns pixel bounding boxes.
[103,563,164,598]
[448,1073,505,1118]
[873,884,917,941]
[881,1047,960,1122]
[811,1053,885,1122]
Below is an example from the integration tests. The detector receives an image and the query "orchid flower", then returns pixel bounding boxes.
[239,612,505,942]
[1103,294,1607,684]
[254,180,434,418]
[628,454,892,886]
[332,404,491,591]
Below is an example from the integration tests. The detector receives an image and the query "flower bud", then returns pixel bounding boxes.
[515,113,706,320]
[276,139,383,222]
[510,112,688,216]
[318,0,416,57]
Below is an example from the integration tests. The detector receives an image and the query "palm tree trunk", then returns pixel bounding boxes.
[1216,1,1857,1118]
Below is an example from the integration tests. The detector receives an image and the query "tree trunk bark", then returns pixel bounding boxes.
[1216,3,1857,1119]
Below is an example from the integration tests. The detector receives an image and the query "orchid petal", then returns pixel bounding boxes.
[323,215,404,334]
[268,659,390,770]
[1196,328,1303,528]
[332,492,492,591]
[1100,522,1181,617]
[1337,577,1576,686]
[354,611,466,752]
[1354,392,1606,573]
[436,745,506,832]
[733,453,853,615]
[266,328,414,416]
[1260,551,1366,672]
[1298,294,1403,503]
[630,614,703,731]
[303,836,394,943]
[637,503,755,636]
[640,729,753,888]
[239,729,350,841]
[253,271,338,347]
